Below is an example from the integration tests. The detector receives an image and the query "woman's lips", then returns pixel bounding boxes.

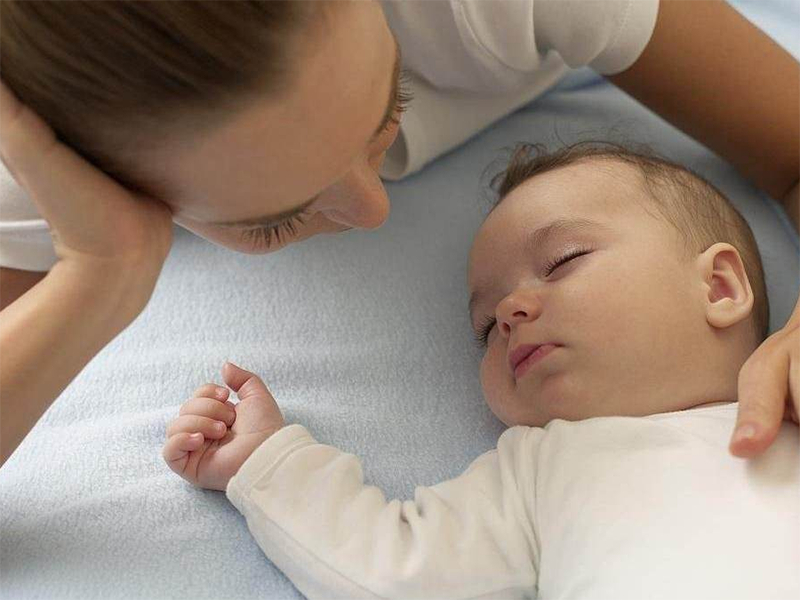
[510,343,559,380]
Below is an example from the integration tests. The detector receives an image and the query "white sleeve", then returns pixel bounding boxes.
[381,69,567,180]
[532,0,660,74]
[380,0,658,179]
[226,425,539,600]
[0,162,57,271]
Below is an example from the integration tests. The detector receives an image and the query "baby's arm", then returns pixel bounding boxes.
[226,425,539,600]
[164,365,539,598]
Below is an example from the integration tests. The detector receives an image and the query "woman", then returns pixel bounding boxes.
[0,0,797,465]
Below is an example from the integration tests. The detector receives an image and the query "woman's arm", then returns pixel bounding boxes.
[0,82,173,465]
[0,260,160,465]
[0,267,45,311]
[608,0,799,223]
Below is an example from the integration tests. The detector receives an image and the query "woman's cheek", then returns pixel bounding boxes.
[369,120,401,168]
[174,220,263,254]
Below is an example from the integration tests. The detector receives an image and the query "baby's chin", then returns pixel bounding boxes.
[486,385,623,428]
[487,366,731,426]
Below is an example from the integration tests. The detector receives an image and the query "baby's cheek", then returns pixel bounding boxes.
[480,351,511,420]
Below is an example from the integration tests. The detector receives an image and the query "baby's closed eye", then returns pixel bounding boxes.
[542,248,592,277]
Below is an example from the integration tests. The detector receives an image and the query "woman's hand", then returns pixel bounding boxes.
[0,81,175,465]
[0,81,173,313]
[163,363,285,491]
[731,296,799,457]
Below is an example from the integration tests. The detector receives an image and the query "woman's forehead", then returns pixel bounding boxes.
[135,0,396,224]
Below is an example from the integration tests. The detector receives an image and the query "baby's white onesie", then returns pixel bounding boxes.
[227,403,799,599]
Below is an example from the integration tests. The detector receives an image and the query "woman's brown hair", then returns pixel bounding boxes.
[0,0,322,191]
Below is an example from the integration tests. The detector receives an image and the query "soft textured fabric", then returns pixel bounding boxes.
[380,0,658,177]
[0,2,798,599]
[227,404,799,599]
[0,0,659,267]
[383,0,658,92]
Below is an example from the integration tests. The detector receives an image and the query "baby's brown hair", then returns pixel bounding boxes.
[491,142,769,342]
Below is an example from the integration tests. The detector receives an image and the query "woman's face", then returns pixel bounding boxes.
[136,1,403,254]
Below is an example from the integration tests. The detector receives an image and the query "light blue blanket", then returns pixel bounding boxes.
[1,2,798,598]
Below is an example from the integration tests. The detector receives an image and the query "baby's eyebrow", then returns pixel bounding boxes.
[523,217,606,254]
[468,217,608,323]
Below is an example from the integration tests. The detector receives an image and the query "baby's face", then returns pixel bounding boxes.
[468,161,711,427]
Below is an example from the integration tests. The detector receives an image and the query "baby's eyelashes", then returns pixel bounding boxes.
[474,316,497,348]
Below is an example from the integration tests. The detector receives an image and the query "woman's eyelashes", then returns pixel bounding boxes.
[240,210,311,249]
[382,71,414,134]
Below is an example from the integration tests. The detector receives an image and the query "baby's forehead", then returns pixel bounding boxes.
[483,159,649,233]
[468,160,672,276]
[513,158,646,206]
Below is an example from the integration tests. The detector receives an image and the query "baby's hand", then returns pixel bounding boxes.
[163,363,284,491]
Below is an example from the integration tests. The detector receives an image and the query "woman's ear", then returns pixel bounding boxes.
[696,242,754,330]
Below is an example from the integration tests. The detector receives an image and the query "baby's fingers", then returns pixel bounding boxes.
[162,432,204,466]
[166,415,228,440]
[179,397,236,426]
[192,383,229,401]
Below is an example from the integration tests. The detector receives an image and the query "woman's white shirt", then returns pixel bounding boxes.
[380,0,659,178]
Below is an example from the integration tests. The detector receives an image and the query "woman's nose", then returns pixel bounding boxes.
[318,164,391,230]
[496,291,541,336]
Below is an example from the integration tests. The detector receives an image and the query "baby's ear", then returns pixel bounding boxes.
[695,242,754,330]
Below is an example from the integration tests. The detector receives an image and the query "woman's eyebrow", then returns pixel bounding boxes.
[212,196,318,229]
[371,37,402,140]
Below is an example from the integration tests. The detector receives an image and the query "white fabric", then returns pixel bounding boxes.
[383,0,658,92]
[227,403,799,600]
[0,0,659,270]
[381,0,659,178]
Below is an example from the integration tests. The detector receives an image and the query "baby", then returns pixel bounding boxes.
[163,144,799,599]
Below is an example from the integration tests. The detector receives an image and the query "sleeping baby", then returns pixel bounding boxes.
[163,143,799,600]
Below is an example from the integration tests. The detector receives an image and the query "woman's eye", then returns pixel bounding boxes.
[543,249,591,277]
[473,316,497,348]
[240,212,309,250]
[381,74,414,134]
